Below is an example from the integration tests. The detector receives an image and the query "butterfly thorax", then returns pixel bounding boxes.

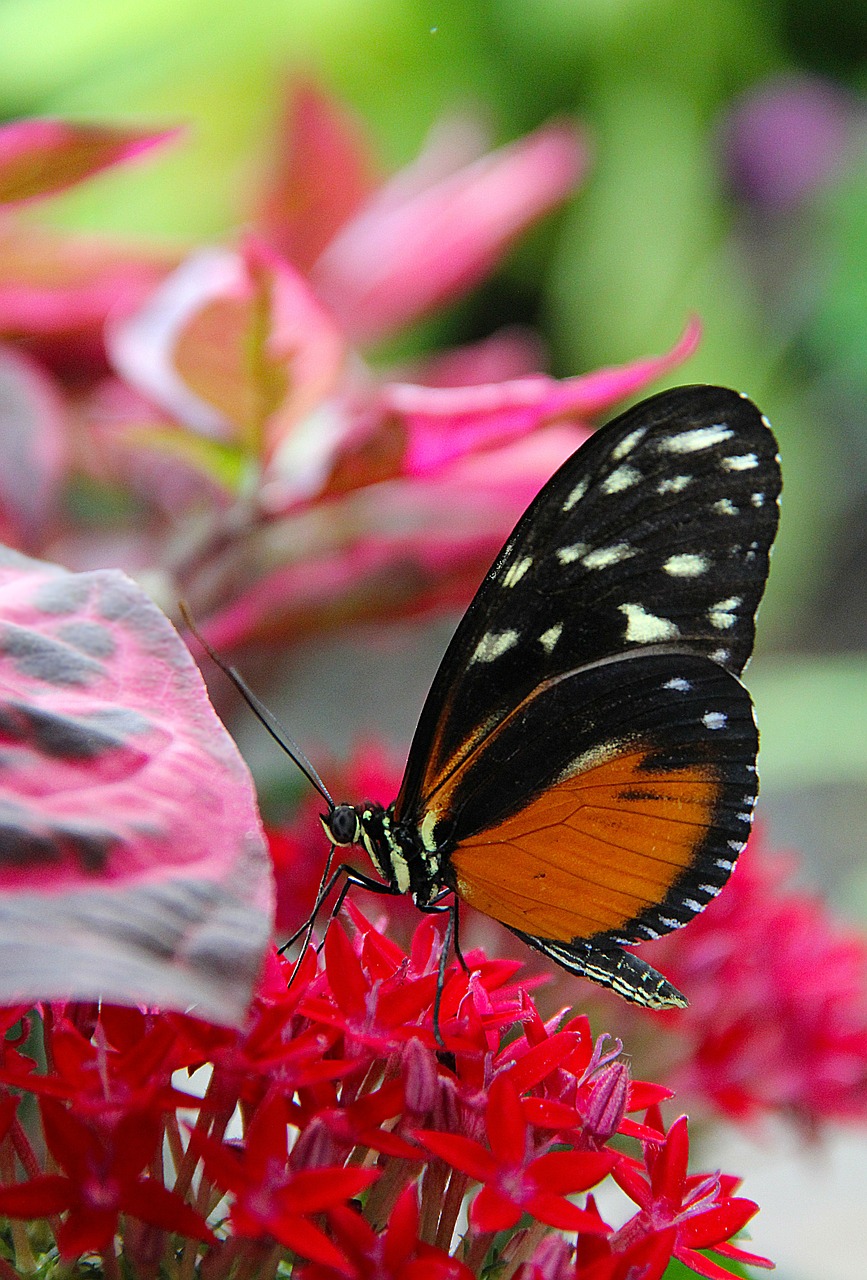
[322,803,449,907]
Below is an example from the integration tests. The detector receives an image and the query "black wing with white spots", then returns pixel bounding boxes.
[395,385,780,820]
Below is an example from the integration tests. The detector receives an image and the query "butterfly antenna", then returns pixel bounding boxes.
[179,601,335,809]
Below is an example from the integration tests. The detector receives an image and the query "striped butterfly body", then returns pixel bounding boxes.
[321,384,782,1010]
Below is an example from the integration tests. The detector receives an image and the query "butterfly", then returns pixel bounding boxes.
[188,384,781,1018]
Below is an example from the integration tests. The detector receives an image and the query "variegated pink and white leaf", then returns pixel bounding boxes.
[0,548,272,1023]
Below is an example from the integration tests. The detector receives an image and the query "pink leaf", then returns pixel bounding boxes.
[0,225,176,364]
[256,78,379,271]
[380,318,701,476]
[191,423,589,650]
[313,119,588,343]
[109,242,347,463]
[0,119,180,207]
[0,549,272,1023]
[0,345,68,549]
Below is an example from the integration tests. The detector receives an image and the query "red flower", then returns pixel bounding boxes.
[610,1111,772,1280]
[0,1096,211,1260]
[414,1071,614,1233]
[642,833,867,1127]
[191,1091,378,1273]
[301,1185,475,1280]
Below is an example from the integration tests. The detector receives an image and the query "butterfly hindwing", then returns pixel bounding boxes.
[395,385,780,820]
[438,650,757,950]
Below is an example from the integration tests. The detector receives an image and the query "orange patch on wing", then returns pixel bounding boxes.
[450,750,719,940]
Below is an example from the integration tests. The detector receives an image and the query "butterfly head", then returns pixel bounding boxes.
[321,801,417,896]
[320,804,361,848]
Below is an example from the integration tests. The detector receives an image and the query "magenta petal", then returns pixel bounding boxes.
[0,119,180,206]
[314,120,587,343]
[256,78,379,271]
[539,317,702,419]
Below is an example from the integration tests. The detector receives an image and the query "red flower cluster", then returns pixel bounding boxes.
[623,833,867,1129]
[0,908,769,1278]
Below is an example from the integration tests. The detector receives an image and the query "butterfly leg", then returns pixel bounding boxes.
[414,896,467,1045]
[319,866,401,942]
[281,861,396,954]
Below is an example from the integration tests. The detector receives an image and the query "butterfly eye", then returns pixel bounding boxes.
[324,804,360,846]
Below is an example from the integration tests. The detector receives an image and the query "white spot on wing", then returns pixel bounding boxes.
[581,542,635,570]
[502,555,533,588]
[612,426,647,459]
[716,857,735,870]
[722,452,759,471]
[472,629,519,663]
[664,552,709,577]
[602,464,641,494]
[557,542,589,564]
[751,492,765,507]
[684,898,703,912]
[562,476,589,512]
[703,711,728,730]
[664,677,692,692]
[714,498,738,516]
[709,596,741,630]
[661,424,734,453]
[619,602,679,642]
[657,474,692,495]
[539,623,563,653]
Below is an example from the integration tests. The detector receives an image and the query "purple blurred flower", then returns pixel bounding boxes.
[721,73,858,212]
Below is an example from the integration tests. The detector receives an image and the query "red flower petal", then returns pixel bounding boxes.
[0,1173,71,1217]
[681,1197,759,1248]
[124,1179,214,1243]
[382,1186,420,1271]
[470,1183,522,1232]
[485,1073,527,1165]
[649,1114,690,1201]
[529,1148,616,1195]
[412,1129,498,1182]
[523,1190,611,1233]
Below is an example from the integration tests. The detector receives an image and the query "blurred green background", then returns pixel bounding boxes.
[2,0,866,912]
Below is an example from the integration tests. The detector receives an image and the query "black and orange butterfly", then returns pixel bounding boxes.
[191,384,781,1018]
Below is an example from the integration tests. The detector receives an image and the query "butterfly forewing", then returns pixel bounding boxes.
[395,385,780,820]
